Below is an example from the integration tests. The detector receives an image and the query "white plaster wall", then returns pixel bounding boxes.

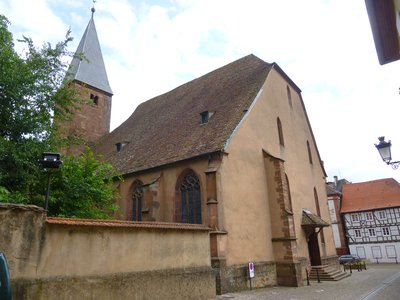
[331,224,342,248]
[350,242,400,263]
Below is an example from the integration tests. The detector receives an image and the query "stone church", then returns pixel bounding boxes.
[64,9,339,293]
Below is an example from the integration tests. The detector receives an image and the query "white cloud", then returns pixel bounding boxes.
[2,0,400,183]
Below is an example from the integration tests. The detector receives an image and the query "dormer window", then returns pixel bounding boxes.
[90,93,99,105]
[200,111,214,124]
[115,141,129,153]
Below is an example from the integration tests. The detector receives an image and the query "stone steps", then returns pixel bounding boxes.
[309,265,350,281]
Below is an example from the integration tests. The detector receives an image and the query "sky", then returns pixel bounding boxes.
[1,0,400,184]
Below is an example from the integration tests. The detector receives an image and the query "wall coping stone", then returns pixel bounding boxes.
[47,217,211,231]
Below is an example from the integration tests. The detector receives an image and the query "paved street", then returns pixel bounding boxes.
[217,264,400,300]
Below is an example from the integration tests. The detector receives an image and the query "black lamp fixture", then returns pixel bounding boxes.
[38,152,62,211]
[375,137,400,169]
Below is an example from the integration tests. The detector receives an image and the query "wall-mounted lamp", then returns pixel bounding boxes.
[375,136,400,169]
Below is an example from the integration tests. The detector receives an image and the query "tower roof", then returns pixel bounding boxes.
[68,13,113,95]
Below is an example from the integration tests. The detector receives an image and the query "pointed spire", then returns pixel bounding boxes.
[68,4,113,95]
[91,0,96,18]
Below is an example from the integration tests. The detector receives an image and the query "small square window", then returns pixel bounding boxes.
[90,93,99,105]
[354,229,362,238]
[365,212,373,221]
[378,211,386,220]
[382,227,390,236]
[368,228,376,237]
[351,213,359,222]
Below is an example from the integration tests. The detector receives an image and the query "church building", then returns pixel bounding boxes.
[66,9,340,294]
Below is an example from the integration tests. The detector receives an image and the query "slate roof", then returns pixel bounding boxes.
[93,54,272,175]
[68,13,113,95]
[341,178,400,213]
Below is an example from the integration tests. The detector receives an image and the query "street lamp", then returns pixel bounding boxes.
[375,137,400,169]
[38,152,62,211]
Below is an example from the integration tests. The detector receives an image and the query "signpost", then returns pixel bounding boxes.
[248,262,255,290]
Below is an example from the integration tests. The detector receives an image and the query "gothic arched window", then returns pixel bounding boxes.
[179,171,202,224]
[314,187,325,243]
[277,117,285,146]
[285,173,293,212]
[132,181,143,221]
[287,85,292,107]
[307,140,313,164]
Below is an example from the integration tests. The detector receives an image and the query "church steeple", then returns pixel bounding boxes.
[62,7,113,155]
[68,7,113,95]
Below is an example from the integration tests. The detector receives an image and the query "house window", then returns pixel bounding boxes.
[351,213,359,222]
[277,117,285,146]
[368,228,376,237]
[354,229,362,238]
[365,212,373,221]
[179,170,201,224]
[377,211,386,220]
[382,227,390,236]
[307,140,313,164]
[132,181,143,221]
[287,85,292,107]
[90,93,99,105]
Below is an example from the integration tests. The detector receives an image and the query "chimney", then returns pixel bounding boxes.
[334,176,338,187]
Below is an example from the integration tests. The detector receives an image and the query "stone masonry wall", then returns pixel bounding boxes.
[0,203,215,299]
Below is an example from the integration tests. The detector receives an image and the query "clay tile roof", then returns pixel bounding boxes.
[301,209,329,227]
[341,178,400,213]
[93,54,272,175]
[47,217,210,231]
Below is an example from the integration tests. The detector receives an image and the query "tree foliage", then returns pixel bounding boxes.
[50,149,119,219]
[0,15,120,218]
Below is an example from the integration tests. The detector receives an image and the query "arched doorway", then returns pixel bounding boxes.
[302,209,329,266]
[307,230,322,266]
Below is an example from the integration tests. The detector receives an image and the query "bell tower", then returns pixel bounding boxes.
[62,6,113,155]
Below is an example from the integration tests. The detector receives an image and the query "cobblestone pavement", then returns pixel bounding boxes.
[216,264,400,300]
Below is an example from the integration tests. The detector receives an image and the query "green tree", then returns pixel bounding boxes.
[0,14,74,196]
[0,15,120,218]
[49,149,119,219]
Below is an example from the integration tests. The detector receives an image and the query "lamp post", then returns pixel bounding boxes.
[38,152,62,211]
[375,137,400,169]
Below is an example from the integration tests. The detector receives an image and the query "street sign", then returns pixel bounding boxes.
[248,262,255,278]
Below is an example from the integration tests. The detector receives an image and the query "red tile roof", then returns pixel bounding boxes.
[47,217,210,231]
[93,54,272,175]
[341,178,400,213]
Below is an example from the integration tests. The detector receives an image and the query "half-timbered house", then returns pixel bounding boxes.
[341,178,400,263]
